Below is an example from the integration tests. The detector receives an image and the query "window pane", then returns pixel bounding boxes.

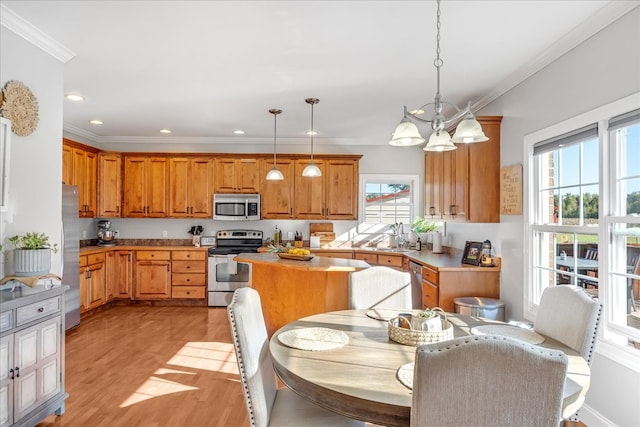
[559,144,580,187]
[582,138,599,184]
[610,223,640,330]
[363,182,412,224]
[617,123,640,215]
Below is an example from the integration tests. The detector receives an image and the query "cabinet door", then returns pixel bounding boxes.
[14,317,61,421]
[424,152,443,219]
[237,159,259,193]
[146,157,168,217]
[467,117,501,223]
[294,159,325,219]
[441,147,468,221]
[325,159,358,220]
[79,266,89,313]
[168,157,191,217]
[72,148,87,216]
[188,158,213,217]
[84,151,97,217]
[422,280,438,309]
[62,144,73,186]
[134,260,171,299]
[123,157,147,217]
[87,262,106,310]
[98,152,122,217]
[0,334,13,427]
[213,159,237,192]
[214,158,258,193]
[107,250,132,299]
[260,159,294,219]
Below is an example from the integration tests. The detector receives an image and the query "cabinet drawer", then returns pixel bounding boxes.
[422,281,438,309]
[172,260,205,274]
[136,251,171,261]
[0,310,13,333]
[422,266,438,284]
[172,251,206,261]
[16,296,61,326]
[79,255,88,267]
[377,255,403,268]
[172,273,206,286]
[87,253,106,265]
[354,253,377,264]
[172,286,205,299]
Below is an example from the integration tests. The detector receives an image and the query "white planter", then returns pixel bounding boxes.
[13,249,52,277]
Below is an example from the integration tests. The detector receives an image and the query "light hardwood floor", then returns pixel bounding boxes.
[36,305,249,426]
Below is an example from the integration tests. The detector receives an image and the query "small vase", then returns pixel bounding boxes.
[13,249,52,277]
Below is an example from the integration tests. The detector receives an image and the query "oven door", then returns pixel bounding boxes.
[207,255,252,306]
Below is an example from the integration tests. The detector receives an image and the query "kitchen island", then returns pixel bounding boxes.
[234,252,370,336]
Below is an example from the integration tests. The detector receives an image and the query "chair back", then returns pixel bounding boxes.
[584,248,598,260]
[410,336,568,427]
[228,288,277,427]
[348,266,412,309]
[534,285,602,364]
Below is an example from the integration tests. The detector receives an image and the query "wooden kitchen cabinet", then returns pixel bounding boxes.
[123,156,168,217]
[106,250,132,300]
[353,252,404,270]
[63,139,98,217]
[98,152,122,218]
[168,157,213,218]
[424,116,502,223]
[80,253,106,311]
[260,158,295,219]
[134,251,171,299]
[214,158,259,193]
[171,250,206,299]
[419,262,500,312]
[294,158,359,220]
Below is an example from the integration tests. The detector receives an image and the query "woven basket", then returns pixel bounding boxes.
[388,308,453,346]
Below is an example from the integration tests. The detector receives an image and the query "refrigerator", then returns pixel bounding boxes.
[62,184,80,330]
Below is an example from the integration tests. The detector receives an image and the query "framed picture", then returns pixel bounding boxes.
[461,241,483,265]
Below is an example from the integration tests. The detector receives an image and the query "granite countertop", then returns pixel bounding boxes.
[235,252,370,271]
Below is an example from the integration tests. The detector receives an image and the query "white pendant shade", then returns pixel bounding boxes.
[302,162,322,177]
[266,167,284,181]
[423,130,457,152]
[451,114,489,143]
[389,118,425,146]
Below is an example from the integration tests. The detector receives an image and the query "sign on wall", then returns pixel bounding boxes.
[500,163,522,215]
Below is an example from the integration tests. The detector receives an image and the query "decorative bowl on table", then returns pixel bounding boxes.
[277,253,315,261]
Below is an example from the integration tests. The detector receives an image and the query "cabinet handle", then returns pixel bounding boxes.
[449,205,457,215]
[429,207,436,216]
[116,205,120,214]
[15,367,19,378]
[186,278,190,282]
[290,208,293,216]
[38,307,44,313]
[166,265,170,272]
[9,368,14,380]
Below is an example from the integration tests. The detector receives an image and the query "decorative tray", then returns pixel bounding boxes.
[277,253,315,261]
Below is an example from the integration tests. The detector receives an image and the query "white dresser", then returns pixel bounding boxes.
[0,285,67,427]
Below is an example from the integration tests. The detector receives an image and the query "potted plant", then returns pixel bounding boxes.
[8,232,59,277]
[412,217,438,242]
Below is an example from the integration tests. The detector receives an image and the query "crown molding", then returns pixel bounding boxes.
[472,1,640,112]
[1,4,75,63]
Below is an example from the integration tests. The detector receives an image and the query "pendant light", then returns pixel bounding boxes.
[302,98,322,177]
[390,0,488,150]
[266,108,284,181]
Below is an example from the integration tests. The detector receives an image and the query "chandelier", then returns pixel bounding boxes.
[389,0,488,151]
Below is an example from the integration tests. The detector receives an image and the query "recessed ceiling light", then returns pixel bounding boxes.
[306,130,317,136]
[89,119,103,125]
[160,129,172,134]
[233,130,245,135]
[65,94,84,101]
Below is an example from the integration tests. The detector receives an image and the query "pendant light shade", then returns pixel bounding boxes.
[390,107,425,146]
[451,110,488,143]
[423,130,456,152]
[302,98,322,177]
[266,108,284,181]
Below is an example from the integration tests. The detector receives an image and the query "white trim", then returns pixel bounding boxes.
[0,4,75,63]
[579,403,616,427]
[358,174,419,226]
[594,340,640,373]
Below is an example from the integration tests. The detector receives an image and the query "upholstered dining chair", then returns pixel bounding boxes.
[410,335,569,427]
[348,266,412,309]
[534,285,602,421]
[227,287,364,427]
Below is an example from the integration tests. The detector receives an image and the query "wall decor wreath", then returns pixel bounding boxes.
[0,80,40,136]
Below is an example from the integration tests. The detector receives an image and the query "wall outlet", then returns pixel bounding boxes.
[162,230,168,238]
[82,230,87,238]
[287,231,294,239]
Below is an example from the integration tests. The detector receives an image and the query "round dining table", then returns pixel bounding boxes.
[269,309,591,427]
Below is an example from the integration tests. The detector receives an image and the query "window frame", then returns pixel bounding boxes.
[524,92,640,371]
[358,174,419,232]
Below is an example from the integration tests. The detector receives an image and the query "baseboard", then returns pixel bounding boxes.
[579,404,615,427]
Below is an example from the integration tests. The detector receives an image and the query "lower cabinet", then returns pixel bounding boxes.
[0,288,66,427]
[353,252,404,270]
[134,251,171,299]
[79,253,106,313]
[171,250,206,299]
[106,250,133,300]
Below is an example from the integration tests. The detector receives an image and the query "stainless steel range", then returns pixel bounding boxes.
[207,229,263,306]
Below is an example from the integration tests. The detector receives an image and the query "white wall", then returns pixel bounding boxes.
[456,7,640,426]
[0,27,65,276]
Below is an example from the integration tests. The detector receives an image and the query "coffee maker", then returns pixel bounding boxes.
[97,220,116,246]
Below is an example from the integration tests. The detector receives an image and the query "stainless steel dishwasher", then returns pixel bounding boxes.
[408,261,423,309]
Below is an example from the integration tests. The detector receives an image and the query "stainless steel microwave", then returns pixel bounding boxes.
[213,194,261,220]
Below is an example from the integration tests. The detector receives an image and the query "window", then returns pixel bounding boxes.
[359,174,418,229]
[526,96,640,362]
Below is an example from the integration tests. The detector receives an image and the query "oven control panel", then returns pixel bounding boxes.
[216,230,263,239]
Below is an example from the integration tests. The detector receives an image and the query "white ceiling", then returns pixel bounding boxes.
[2,0,637,146]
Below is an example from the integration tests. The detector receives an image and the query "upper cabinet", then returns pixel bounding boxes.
[122,156,168,218]
[260,158,295,219]
[214,158,259,193]
[294,158,359,220]
[98,152,122,218]
[424,116,502,223]
[168,157,213,218]
[63,139,98,217]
